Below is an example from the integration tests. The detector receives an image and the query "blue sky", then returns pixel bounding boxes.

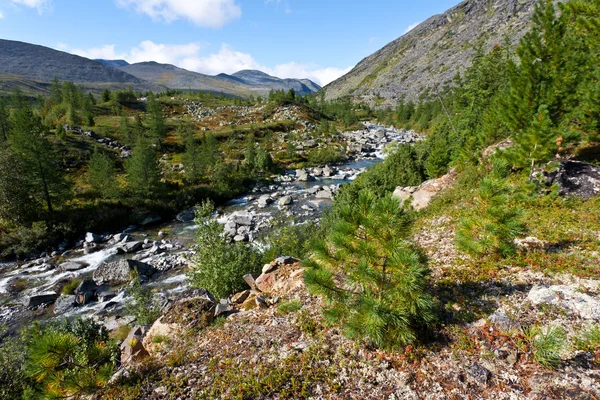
[0,0,460,85]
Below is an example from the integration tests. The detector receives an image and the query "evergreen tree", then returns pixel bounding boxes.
[125,135,160,196]
[88,148,119,199]
[119,113,133,143]
[179,123,204,183]
[304,190,436,349]
[243,135,257,171]
[55,123,67,140]
[147,95,166,141]
[200,132,220,172]
[255,147,274,172]
[455,176,526,258]
[8,104,69,214]
[101,89,111,103]
[0,99,10,142]
[0,146,39,224]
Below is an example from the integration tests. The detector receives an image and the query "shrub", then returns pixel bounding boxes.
[306,147,346,166]
[125,270,162,325]
[277,299,302,315]
[187,201,262,299]
[455,176,526,258]
[22,318,118,399]
[260,218,318,263]
[0,326,25,400]
[575,324,600,354]
[304,190,437,349]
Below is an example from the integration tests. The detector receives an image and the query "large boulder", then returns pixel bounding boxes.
[93,259,156,286]
[85,232,101,243]
[537,160,600,198]
[161,289,216,329]
[116,241,143,254]
[278,196,293,206]
[393,169,456,210]
[54,295,76,315]
[176,207,198,223]
[26,292,59,308]
[295,169,315,182]
[257,195,274,208]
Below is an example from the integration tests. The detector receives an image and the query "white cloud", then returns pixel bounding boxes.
[68,41,350,86]
[10,0,49,12]
[116,0,241,28]
[404,21,421,34]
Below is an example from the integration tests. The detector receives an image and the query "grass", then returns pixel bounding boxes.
[60,278,82,295]
[575,324,600,354]
[525,325,568,369]
[277,299,302,315]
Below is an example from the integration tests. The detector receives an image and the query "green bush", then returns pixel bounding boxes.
[125,270,162,325]
[306,147,346,166]
[0,326,25,400]
[304,190,436,349]
[260,218,318,263]
[187,201,262,299]
[22,318,118,399]
[61,278,82,295]
[455,176,526,258]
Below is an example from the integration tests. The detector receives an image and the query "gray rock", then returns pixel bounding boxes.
[232,212,253,227]
[243,274,258,291]
[54,295,76,314]
[538,160,600,198]
[278,196,293,206]
[469,364,491,385]
[140,214,162,226]
[527,285,600,320]
[315,190,334,200]
[112,233,128,242]
[488,309,520,331]
[93,259,157,286]
[233,234,248,242]
[275,256,297,265]
[116,241,143,254]
[214,303,231,318]
[85,232,100,243]
[60,261,89,272]
[295,169,315,182]
[26,292,59,308]
[257,195,273,208]
[176,207,197,223]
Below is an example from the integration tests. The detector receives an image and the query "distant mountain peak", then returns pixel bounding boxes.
[95,59,129,68]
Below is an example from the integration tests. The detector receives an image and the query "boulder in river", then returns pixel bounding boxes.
[93,259,157,286]
[176,207,198,223]
[54,295,77,315]
[116,241,143,254]
[85,232,101,243]
[278,196,293,206]
[26,292,59,308]
[60,261,89,272]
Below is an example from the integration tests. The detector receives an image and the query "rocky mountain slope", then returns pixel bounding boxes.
[323,0,542,106]
[96,59,130,68]
[117,62,320,97]
[0,40,154,91]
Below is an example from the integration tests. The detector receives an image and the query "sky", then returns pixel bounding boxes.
[0,0,460,86]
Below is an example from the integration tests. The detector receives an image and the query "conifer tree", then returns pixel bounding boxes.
[0,99,10,142]
[88,148,119,199]
[147,94,166,141]
[455,176,526,258]
[0,146,38,224]
[126,135,160,196]
[179,123,204,183]
[304,190,436,349]
[8,104,69,214]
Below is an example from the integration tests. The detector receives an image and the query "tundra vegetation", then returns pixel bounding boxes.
[1,1,600,398]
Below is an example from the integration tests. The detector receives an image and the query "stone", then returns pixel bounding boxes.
[255,295,269,309]
[488,309,520,331]
[527,285,600,320]
[315,190,334,200]
[393,169,456,210]
[322,166,334,177]
[482,139,515,160]
[257,195,274,208]
[278,196,293,206]
[59,261,88,272]
[262,263,276,274]
[275,256,297,265]
[85,232,101,243]
[161,289,216,329]
[142,317,179,355]
[469,364,491,385]
[116,241,143,254]
[176,207,197,222]
[76,291,96,306]
[233,234,248,242]
[538,160,600,198]
[26,292,59,308]
[231,290,250,304]
[214,303,231,318]
[295,169,315,182]
[514,236,548,251]
[120,326,149,365]
[232,212,253,226]
[243,274,258,290]
[54,295,76,314]
[93,259,157,286]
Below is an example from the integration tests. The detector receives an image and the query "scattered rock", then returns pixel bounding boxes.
[85,232,101,243]
[393,169,456,210]
[278,196,293,206]
[231,290,250,304]
[116,241,143,254]
[120,326,149,365]
[54,295,76,314]
[26,292,59,308]
[488,309,520,331]
[537,160,600,198]
[527,285,600,320]
[469,364,491,385]
[59,261,89,272]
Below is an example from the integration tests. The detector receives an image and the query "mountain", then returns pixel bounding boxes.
[324,0,542,106]
[117,62,321,97]
[0,39,146,87]
[227,70,321,95]
[96,59,130,68]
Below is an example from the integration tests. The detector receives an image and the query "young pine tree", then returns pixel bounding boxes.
[126,135,160,196]
[179,123,204,184]
[304,190,436,349]
[88,148,119,199]
[455,176,526,258]
[147,95,166,142]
